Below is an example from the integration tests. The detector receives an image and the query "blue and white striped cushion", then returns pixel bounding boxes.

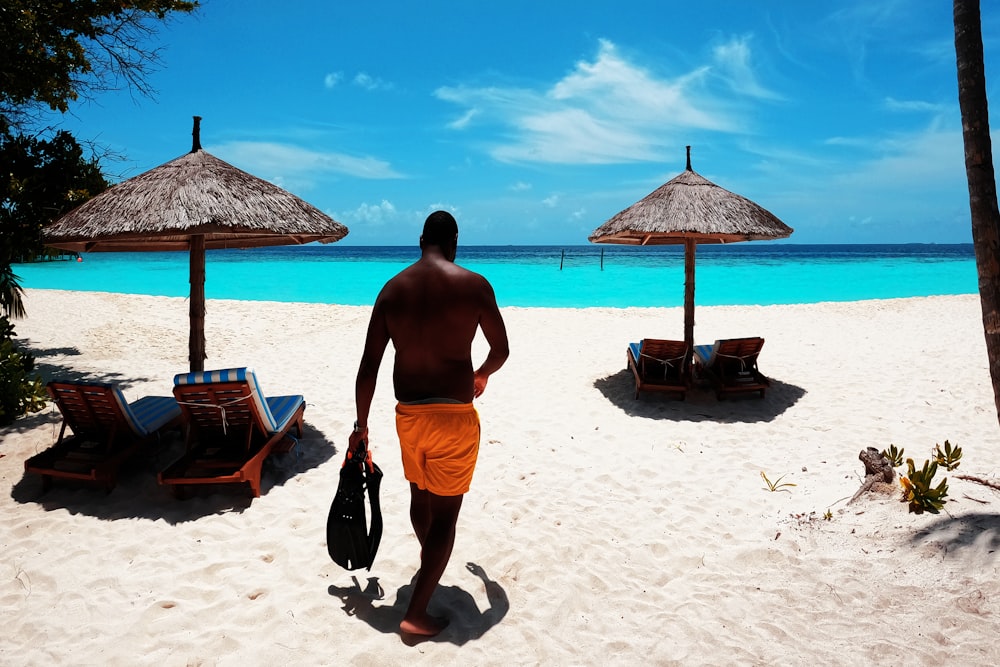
[110,386,179,436]
[174,367,252,386]
[694,343,717,365]
[266,394,305,431]
[126,396,181,435]
[174,367,301,434]
[628,342,642,364]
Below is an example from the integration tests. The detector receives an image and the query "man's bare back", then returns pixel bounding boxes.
[355,231,508,410]
[376,255,496,402]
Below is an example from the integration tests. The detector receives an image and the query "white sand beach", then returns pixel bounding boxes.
[2,288,999,666]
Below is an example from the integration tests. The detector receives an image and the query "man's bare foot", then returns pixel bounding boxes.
[399,613,449,637]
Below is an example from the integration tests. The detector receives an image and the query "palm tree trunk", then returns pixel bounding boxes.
[954,0,1000,426]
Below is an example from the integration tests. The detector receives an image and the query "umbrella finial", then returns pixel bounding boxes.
[686,145,692,171]
[191,116,203,153]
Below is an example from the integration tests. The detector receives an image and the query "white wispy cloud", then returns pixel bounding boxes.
[883,97,946,113]
[354,72,393,91]
[434,38,765,165]
[712,36,783,100]
[448,108,479,130]
[209,141,405,181]
[549,39,721,128]
[836,122,964,190]
[348,200,398,225]
[324,71,392,91]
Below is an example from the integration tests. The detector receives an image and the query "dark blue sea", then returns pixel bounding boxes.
[15,244,977,308]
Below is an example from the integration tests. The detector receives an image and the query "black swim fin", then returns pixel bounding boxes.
[327,441,383,571]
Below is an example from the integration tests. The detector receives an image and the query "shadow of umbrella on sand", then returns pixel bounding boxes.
[589,146,793,361]
[43,116,348,372]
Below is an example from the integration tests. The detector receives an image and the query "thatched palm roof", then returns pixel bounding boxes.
[45,122,347,252]
[41,116,348,373]
[588,147,793,358]
[589,156,792,245]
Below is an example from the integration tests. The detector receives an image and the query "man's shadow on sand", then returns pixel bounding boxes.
[328,562,509,645]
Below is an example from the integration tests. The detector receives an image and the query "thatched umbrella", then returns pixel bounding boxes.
[44,116,349,372]
[589,146,793,356]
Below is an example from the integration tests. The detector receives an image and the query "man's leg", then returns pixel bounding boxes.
[409,483,431,548]
[400,483,464,636]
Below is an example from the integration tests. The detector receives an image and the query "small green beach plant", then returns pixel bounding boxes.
[932,440,962,471]
[881,444,905,468]
[761,471,796,493]
[899,458,949,514]
[0,316,47,426]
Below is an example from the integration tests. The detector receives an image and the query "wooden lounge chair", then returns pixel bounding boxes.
[158,367,305,498]
[627,339,690,400]
[25,381,182,492]
[693,337,770,399]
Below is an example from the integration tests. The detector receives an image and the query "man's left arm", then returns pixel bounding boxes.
[473,283,509,398]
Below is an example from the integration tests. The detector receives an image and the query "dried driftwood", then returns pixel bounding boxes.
[848,447,896,505]
[956,474,1000,492]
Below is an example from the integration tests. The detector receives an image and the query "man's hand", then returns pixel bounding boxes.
[348,426,368,454]
[473,371,489,398]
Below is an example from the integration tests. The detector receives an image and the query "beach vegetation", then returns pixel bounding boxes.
[0,316,46,425]
[0,127,109,318]
[1,1,200,131]
[1,0,199,319]
[932,440,962,471]
[881,444,905,468]
[899,458,949,514]
[761,471,796,493]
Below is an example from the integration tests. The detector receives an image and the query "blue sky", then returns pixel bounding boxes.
[53,0,1000,245]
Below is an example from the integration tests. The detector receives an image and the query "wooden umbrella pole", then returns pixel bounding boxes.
[684,238,696,363]
[189,235,207,373]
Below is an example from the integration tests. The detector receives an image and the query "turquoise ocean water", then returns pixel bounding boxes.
[15,244,977,308]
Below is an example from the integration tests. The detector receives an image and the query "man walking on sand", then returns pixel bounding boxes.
[349,210,509,637]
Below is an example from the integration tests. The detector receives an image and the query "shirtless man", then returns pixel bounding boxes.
[349,210,509,637]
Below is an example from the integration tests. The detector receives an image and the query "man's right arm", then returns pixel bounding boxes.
[352,298,391,451]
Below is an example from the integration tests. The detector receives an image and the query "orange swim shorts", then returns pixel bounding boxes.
[395,402,480,497]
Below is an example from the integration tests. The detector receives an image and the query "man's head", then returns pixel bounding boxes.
[420,210,459,259]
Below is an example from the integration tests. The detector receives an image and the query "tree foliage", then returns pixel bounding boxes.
[0,126,110,317]
[0,0,198,130]
[0,315,46,426]
[0,1,196,423]
[0,0,198,319]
